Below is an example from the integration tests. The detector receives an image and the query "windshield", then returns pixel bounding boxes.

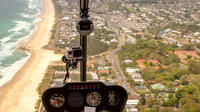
[0,0,200,112]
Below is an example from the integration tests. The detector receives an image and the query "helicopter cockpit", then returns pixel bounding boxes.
[42,82,127,112]
[42,0,128,112]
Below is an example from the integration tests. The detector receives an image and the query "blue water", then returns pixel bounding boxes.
[0,0,43,86]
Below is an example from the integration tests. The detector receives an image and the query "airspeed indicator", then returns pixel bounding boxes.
[86,92,101,106]
[49,93,65,108]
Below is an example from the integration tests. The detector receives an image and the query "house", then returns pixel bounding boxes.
[126,99,139,106]
[133,79,144,85]
[51,79,63,85]
[57,39,65,45]
[61,16,69,20]
[126,67,140,74]
[54,71,66,78]
[127,36,136,44]
[174,50,199,63]
[98,70,110,75]
[136,59,163,70]
[126,99,139,108]
[98,67,109,71]
[131,73,142,79]
[89,71,99,81]
[110,39,118,43]
[136,59,146,69]
[135,86,146,89]
[98,67,110,74]
[151,83,167,91]
[126,108,138,112]
[124,59,133,64]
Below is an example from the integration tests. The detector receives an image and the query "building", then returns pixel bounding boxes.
[131,73,142,79]
[89,71,99,81]
[126,67,140,74]
[127,36,136,44]
[133,79,144,85]
[124,59,133,64]
[136,59,161,70]
[126,108,138,112]
[151,83,167,91]
[98,66,110,75]
[126,99,139,111]
[174,50,199,63]
[126,99,139,106]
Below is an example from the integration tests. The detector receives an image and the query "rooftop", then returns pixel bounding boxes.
[151,83,167,91]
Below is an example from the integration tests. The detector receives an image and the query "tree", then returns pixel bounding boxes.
[168,54,180,64]
[180,75,189,85]
[175,87,186,99]
[182,44,194,50]
[143,68,157,80]
[171,69,189,80]
[180,103,200,112]
[160,107,176,112]
[149,108,156,112]
[162,93,176,107]
[185,84,198,94]
[188,61,200,74]
[196,43,200,49]
[187,55,192,60]
[140,94,146,105]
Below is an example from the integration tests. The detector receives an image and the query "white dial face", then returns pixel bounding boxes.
[49,93,65,108]
[86,92,101,106]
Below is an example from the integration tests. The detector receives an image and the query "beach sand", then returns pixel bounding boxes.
[0,0,61,112]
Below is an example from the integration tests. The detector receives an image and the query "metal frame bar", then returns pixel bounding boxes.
[79,0,89,81]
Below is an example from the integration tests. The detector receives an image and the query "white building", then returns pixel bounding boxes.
[89,71,99,81]
[126,67,140,74]
[131,73,142,79]
[126,99,139,105]
[124,59,133,64]
[126,108,138,112]
[127,36,136,44]
[133,79,144,85]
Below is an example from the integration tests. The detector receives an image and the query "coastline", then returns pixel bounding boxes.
[0,0,61,112]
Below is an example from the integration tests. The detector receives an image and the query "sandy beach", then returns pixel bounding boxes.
[0,0,61,112]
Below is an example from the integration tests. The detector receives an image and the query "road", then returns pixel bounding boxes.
[106,22,137,96]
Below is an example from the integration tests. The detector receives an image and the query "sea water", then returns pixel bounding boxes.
[0,0,43,87]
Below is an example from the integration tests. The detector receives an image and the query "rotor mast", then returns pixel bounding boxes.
[79,0,90,81]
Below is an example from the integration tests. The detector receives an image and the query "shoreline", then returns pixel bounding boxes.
[0,0,45,88]
[0,0,61,112]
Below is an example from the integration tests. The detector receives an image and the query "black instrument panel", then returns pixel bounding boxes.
[42,82,128,112]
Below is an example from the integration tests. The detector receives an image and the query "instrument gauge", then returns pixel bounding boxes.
[67,92,84,107]
[49,93,65,108]
[107,91,120,106]
[86,91,101,106]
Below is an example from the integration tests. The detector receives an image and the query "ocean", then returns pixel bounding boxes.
[0,0,43,87]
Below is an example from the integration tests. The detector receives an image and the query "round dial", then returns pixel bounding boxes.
[86,91,101,106]
[49,93,65,108]
[67,92,84,107]
[107,91,120,106]
[98,110,110,112]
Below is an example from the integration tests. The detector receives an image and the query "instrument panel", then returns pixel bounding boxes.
[42,82,128,112]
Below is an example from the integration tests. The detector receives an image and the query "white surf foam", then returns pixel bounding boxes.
[33,17,42,24]
[0,42,17,61]
[8,21,31,33]
[0,0,43,87]
[20,13,33,18]
[0,52,31,87]
[27,0,40,10]
[0,37,10,43]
